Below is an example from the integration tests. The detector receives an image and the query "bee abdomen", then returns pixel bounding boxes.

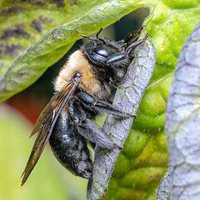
[49,112,92,179]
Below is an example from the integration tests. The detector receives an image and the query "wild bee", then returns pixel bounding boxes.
[21,28,147,185]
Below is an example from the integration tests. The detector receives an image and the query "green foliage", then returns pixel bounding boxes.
[0,0,200,199]
[0,0,141,102]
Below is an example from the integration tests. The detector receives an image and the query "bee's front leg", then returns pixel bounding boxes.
[126,33,149,54]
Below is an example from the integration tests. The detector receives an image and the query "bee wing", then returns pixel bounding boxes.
[21,77,81,186]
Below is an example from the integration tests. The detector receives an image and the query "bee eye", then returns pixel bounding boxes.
[94,48,109,57]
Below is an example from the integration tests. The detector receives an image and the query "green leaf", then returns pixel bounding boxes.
[0,0,143,102]
[1,0,200,200]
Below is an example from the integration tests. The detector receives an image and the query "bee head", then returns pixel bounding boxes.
[81,28,144,86]
[83,39,120,67]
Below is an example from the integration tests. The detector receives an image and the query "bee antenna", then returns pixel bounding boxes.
[96,28,103,39]
[81,28,106,43]
[96,28,107,44]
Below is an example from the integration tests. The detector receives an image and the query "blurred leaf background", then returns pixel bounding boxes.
[0,0,200,200]
[0,105,88,200]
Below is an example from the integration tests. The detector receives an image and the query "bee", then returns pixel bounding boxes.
[21,28,146,185]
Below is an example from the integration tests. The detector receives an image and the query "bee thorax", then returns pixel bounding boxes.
[54,50,110,99]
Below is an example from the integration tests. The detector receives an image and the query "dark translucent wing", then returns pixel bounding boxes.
[21,78,80,185]
[21,99,56,186]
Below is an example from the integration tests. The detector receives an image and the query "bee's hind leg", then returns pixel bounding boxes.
[68,98,115,149]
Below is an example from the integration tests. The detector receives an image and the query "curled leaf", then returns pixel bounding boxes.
[165,20,200,199]
[88,39,156,200]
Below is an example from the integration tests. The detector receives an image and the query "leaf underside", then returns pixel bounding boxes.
[165,21,200,200]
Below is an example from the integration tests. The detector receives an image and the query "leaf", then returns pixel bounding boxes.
[0,0,144,102]
[165,21,200,199]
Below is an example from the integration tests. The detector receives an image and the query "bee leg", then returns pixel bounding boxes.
[68,98,87,123]
[124,26,144,44]
[68,99,115,149]
[76,90,135,118]
[95,100,135,118]
[77,119,116,149]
